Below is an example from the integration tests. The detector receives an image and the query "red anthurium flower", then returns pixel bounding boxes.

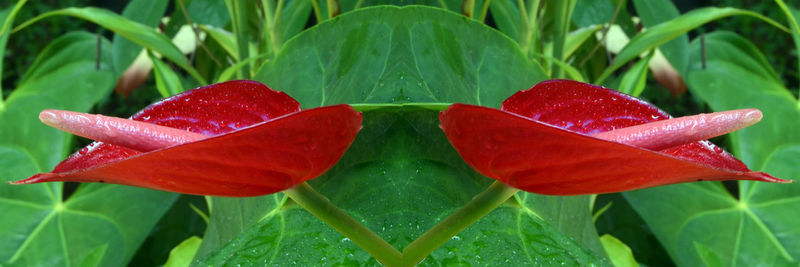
[440,79,790,195]
[12,80,362,197]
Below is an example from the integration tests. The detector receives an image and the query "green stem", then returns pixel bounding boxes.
[438,0,448,9]
[518,0,540,58]
[477,0,492,22]
[311,0,323,22]
[551,0,573,79]
[272,0,285,53]
[402,181,519,266]
[259,0,274,67]
[284,182,402,266]
[227,0,250,78]
[327,0,340,18]
[527,0,540,57]
[354,0,366,9]
[462,0,475,18]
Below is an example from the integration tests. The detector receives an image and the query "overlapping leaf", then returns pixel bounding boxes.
[198,107,605,265]
[624,31,800,266]
[197,6,609,265]
[0,32,176,266]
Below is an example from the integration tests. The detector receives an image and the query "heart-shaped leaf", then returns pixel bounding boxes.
[0,31,176,267]
[623,31,800,266]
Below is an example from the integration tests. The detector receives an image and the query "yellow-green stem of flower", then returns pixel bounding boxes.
[401,181,519,265]
[283,183,403,266]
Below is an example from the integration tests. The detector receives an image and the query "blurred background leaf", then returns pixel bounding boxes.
[3,0,800,266]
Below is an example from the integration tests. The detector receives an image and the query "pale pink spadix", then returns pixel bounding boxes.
[39,109,207,152]
[44,107,760,158]
[592,109,763,151]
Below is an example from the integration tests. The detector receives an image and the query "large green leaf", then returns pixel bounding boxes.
[686,32,798,168]
[256,6,546,107]
[596,7,790,83]
[624,31,800,266]
[195,6,607,265]
[197,107,606,265]
[0,32,177,266]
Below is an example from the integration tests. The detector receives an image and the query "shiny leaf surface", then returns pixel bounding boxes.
[624,31,800,267]
[0,31,176,266]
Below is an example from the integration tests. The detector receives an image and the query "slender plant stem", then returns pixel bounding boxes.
[438,0,448,9]
[354,0,366,9]
[527,0,540,57]
[477,0,492,23]
[402,181,520,266]
[311,0,324,22]
[272,0,285,53]
[327,0,340,18]
[259,0,274,67]
[517,0,530,54]
[283,182,402,266]
[519,0,540,58]
[228,0,250,78]
[461,0,475,18]
[551,0,574,79]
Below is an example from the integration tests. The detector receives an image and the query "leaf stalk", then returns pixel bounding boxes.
[461,0,475,18]
[284,182,403,266]
[327,0,340,18]
[401,181,519,266]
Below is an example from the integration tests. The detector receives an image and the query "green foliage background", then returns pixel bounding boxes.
[1,0,798,266]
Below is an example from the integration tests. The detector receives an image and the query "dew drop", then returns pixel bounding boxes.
[713,146,723,153]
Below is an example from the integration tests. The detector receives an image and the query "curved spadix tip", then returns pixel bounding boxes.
[740,108,762,126]
[39,110,62,127]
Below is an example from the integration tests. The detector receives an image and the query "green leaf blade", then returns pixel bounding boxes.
[15,7,206,84]
[596,7,790,84]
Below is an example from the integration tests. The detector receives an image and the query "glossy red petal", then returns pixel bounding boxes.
[440,104,783,195]
[19,105,362,196]
[52,80,301,173]
[501,79,751,172]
